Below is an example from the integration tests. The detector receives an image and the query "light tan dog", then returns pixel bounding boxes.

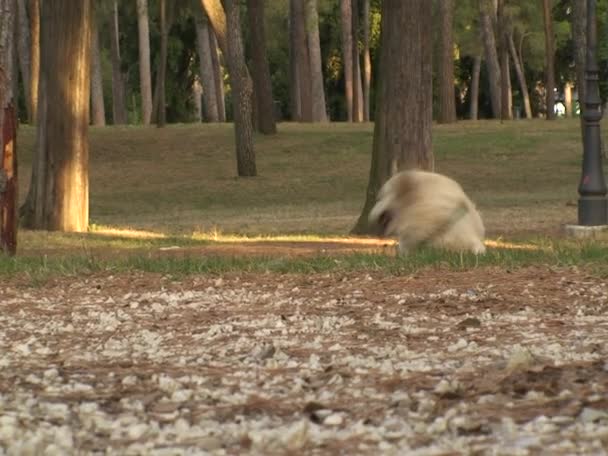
[369,170,486,255]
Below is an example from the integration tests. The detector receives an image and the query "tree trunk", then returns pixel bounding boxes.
[195,11,220,122]
[361,0,371,121]
[469,54,481,120]
[136,0,153,125]
[22,0,91,232]
[497,0,512,120]
[154,0,168,127]
[340,0,353,121]
[351,0,363,122]
[290,0,312,122]
[564,81,573,117]
[90,11,106,126]
[193,78,203,121]
[109,0,127,124]
[16,0,32,123]
[288,8,301,120]
[209,30,226,121]
[438,0,456,123]
[541,0,555,120]
[305,0,328,122]
[508,32,532,118]
[28,0,39,124]
[1,0,18,255]
[352,0,432,234]
[479,0,501,118]
[223,0,256,176]
[572,0,586,136]
[246,0,277,134]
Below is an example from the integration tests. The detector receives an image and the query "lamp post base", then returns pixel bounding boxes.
[577,197,608,226]
[564,223,608,239]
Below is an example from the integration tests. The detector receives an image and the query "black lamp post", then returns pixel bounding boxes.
[578,0,607,226]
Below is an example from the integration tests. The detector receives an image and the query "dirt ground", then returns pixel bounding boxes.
[2,259,608,454]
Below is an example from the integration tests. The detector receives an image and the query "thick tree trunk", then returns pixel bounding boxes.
[479,1,501,118]
[136,0,153,125]
[340,0,353,121]
[209,30,226,121]
[16,0,32,123]
[290,0,312,122]
[352,0,432,234]
[223,0,256,176]
[497,0,512,120]
[508,32,532,118]
[469,54,481,120]
[351,0,363,122]
[246,0,277,134]
[542,0,555,120]
[154,0,168,127]
[288,8,301,120]
[305,0,328,122]
[109,0,127,124]
[438,0,456,123]
[1,0,18,255]
[362,0,371,121]
[90,12,106,126]
[28,0,39,123]
[22,0,91,232]
[195,12,220,122]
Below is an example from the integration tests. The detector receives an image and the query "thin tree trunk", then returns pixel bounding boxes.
[109,0,127,124]
[572,0,586,136]
[305,0,328,122]
[469,54,481,120]
[193,78,203,121]
[351,0,363,122]
[289,10,301,120]
[438,0,456,123]
[155,0,168,127]
[291,0,312,121]
[223,0,256,176]
[564,81,573,117]
[362,0,371,121]
[353,0,432,234]
[209,30,225,121]
[246,0,277,134]
[0,0,18,255]
[136,0,153,125]
[340,0,353,121]
[497,0,512,120]
[195,11,220,122]
[508,32,532,118]
[16,0,32,123]
[28,0,39,123]
[90,11,106,126]
[23,0,91,231]
[479,0,501,118]
[542,0,555,120]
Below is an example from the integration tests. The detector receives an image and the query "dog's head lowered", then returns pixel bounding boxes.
[369,173,417,236]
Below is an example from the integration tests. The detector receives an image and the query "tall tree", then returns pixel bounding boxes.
[90,9,106,126]
[28,0,39,123]
[16,0,32,123]
[361,0,371,121]
[438,0,457,123]
[209,30,226,121]
[109,0,127,124]
[497,0,512,120]
[571,0,586,125]
[201,0,256,176]
[246,0,277,134]
[507,32,532,118]
[340,0,353,121]
[21,0,91,231]
[136,0,153,125]
[154,0,169,127]
[541,0,555,119]
[0,0,18,255]
[305,0,328,122]
[351,0,363,122]
[288,4,301,120]
[195,10,220,122]
[479,0,501,118]
[291,0,313,121]
[353,0,432,234]
[469,54,481,120]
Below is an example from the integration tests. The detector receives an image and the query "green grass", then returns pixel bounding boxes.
[4,118,608,279]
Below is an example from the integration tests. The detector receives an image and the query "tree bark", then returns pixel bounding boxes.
[340,0,353,121]
[0,0,18,255]
[209,29,226,121]
[361,0,371,121]
[351,0,363,122]
[541,0,555,120]
[246,0,277,134]
[90,11,106,126]
[28,0,39,123]
[479,0,501,118]
[438,0,456,123]
[16,0,32,123]
[564,81,573,117]
[469,54,481,120]
[136,0,153,125]
[195,11,220,122]
[22,0,91,232]
[508,32,532,118]
[154,0,168,127]
[497,0,512,120]
[352,0,432,234]
[290,0,312,121]
[223,0,256,176]
[572,0,586,133]
[288,6,301,120]
[109,0,127,124]
[305,0,328,122]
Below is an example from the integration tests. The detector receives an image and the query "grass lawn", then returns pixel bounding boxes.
[4,118,608,277]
